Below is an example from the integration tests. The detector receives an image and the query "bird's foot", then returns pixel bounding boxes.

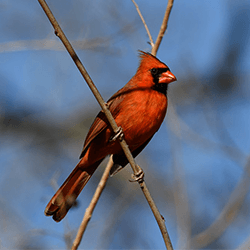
[130,165,144,183]
[110,127,124,142]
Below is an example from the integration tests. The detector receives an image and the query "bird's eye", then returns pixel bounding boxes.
[150,68,158,75]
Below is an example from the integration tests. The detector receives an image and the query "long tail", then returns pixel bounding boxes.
[44,159,103,222]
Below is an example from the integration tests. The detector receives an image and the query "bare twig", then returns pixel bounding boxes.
[131,0,154,47]
[237,235,250,250]
[38,1,174,249]
[38,0,141,180]
[97,184,137,248]
[167,102,246,165]
[190,156,250,249]
[131,0,174,56]
[71,157,114,250]
[0,38,112,53]
[169,131,191,249]
[151,0,174,56]
[139,180,173,249]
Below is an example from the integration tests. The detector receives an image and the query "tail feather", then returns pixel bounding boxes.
[45,159,103,222]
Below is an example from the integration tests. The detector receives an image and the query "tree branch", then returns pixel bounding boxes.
[131,0,154,47]
[151,0,174,56]
[190,156,250,249]
[37,0,141,179]
[38,1,174,249]
[0,38,113,53]
[71,157,114,250]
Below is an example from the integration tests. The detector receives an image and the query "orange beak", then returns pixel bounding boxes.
[158,70,177,84]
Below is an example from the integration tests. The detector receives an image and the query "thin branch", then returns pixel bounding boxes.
[138,180,173,249]
[190,156,250,249]
[38,1,174,249]
[169,134,191,249]
[97,185,137,249]
[37,0,141,179]
[71,157,114,250]
[0,38,113,53]
[237,235,250,250]
[151,0,174,56]
[167,102,246,165]
[131,0,154,47]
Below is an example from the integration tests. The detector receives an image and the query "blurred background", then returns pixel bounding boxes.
[1,0,250,249]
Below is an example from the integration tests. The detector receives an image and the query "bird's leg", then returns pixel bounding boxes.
[109,127,124,142]
[130,165,144,183]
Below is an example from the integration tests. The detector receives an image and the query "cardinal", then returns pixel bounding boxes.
[45,51,176,222]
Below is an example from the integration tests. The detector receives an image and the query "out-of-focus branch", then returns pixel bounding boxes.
[0,38,113,53]
[71,157,114,250]
[237,235,250,250]
[168,117,191,249]
[151,0,174,56]
[131,0,174,56]
[190,155,250,249]
[38,0,174,249]
[167,102,246,165]
[131,0,154,47]
[97,185,137,248]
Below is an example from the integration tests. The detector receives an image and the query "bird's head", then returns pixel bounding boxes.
[135,51,177,95]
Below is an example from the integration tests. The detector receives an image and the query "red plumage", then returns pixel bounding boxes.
[45,51,176,222]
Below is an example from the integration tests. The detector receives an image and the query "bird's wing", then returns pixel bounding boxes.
[79,88,129,159]
[79,111,107,159]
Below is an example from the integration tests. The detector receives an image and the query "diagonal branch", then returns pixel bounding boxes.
[38,1,174,249]
[131,0,174,56]
[190,155,250,249]
[131,0,154,47]
[71,157,114,250]
[37,0,141,178]
[151,0,174,56]
[0,38,113,53]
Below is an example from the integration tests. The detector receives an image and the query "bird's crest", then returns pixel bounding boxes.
[138,50,167,71]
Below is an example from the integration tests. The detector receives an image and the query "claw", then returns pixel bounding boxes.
[129,165,144,183]
[109,127,124,142]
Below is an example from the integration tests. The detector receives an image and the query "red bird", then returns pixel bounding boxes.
[45,51,176,222]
